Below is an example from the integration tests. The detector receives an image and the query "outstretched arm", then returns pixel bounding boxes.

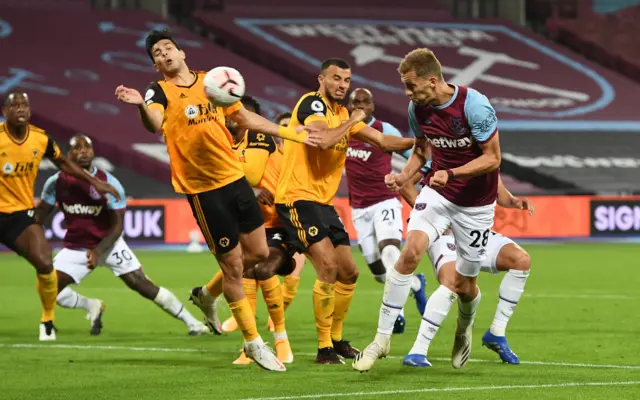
[227,106,318,146]
[351,124,415,153]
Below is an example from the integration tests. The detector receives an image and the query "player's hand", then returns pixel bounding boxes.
[256,189,274,206]
[94,181,122,202]
[303,129,324,148]
[385,173,407,192]
[87,249,99,269]
[512,197,535,216]
[429,170,449,189]
[115,85,144,105]
[350,108,367,122]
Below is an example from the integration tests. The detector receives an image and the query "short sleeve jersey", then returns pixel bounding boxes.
[144,71,244,194]
[275,92,366,205]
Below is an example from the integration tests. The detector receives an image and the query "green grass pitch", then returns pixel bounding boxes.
[1,243,640,400]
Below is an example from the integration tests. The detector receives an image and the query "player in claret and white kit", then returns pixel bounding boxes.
[345,88,427,333]
[354,48,502,372]
[36,135,208,336]
[400,172,533,366]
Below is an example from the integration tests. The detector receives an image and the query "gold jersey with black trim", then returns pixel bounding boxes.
[275,91,366,205]
[0,123,62,213]
[232,130,282,229]
[144,70,245,195]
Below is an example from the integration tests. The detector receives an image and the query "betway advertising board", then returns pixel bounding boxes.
[200,16,640,131]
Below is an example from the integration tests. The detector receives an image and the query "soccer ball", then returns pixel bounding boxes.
[203,67,245,107]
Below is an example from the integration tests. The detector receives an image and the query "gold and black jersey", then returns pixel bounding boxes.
[0,123,61,213]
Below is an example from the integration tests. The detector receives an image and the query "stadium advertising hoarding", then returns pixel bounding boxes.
[201,16,640,131]
[33,196,635,246]
[590,200,640,236]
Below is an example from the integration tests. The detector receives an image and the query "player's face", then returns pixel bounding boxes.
[2,93,31,127]
[69,137,94,169]
[401,70,437,105]
[319,66,351,102]
[278,117,291,127]
[151,39,186,75]
[348,90,374,122]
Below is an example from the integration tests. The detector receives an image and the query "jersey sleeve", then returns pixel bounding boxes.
[105,172,127,210]
[382,121,411,159]
[223,101,243,116]
[144,82,168,113]
[296,94,328,125]
[40,172,60,206]
[464,88,498,144]
[407,102,424,138]
[349,121,367,135]
[246,131,277,154]
[44,136,62,161]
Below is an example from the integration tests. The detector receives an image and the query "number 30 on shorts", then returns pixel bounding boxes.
[112,249,133,265]
[469,229,490,248]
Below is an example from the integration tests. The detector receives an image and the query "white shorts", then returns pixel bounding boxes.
[351,197,404,264]
[408,186,496,276]
[54,237,141,283]
[427,232,515,279]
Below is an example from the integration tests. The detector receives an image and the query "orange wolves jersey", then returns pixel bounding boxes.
[275,91,365,205]
[145,70,244,194]
[0,123,61,213]
[233,131,282,228]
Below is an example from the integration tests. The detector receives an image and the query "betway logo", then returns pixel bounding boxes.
[347,147,372,161]
[503,153,640,168]
[62,203,103,216]
[428,137,472,148]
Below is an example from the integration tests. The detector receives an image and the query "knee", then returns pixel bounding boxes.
[246,245,269,266]
[453,276,476,298]
[511,250,531,272]
[340,262,359,284]
[397,246,421,274]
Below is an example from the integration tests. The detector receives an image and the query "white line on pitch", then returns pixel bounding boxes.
[2,343,640,370]
[239,381,640,400]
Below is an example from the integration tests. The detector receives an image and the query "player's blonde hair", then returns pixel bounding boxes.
[397,48,443,80]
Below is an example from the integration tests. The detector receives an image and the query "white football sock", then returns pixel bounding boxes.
[380,245,401,274]
[57,287,91,311]
[273,331,288,341]
[490,269,529,337]
[154,287,200,326]
[408,285,457,355]
[373,273,386,284]
[456,288,481,334]
[375,267,413,343]
[410,275,421,292]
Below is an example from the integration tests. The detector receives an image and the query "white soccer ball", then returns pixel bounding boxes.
[203,66,245,107]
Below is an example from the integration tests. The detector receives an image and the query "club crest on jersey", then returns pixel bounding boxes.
[449,117,468,137]
[184,105,199,119]
[89,185,101,200]
[32,149,40,158]
[415,203,426,211]
[447,242,456,251]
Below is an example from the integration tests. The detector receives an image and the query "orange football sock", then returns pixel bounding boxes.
[205,270,223,298]
[259,276,286,334]
[331,282,356,342]
[228,297,260,342]
[36,271,58,322]
[282,275,300,311]
[313,280,335,349]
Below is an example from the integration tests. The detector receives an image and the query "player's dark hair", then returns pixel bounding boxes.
[3,91,28,106]
[145,29,181,61]
[320,58,351,73]
[275,111,292,125]
[241,95,261,116]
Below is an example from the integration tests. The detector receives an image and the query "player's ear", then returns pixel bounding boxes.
[317,73,324,87]
[179,49,186,61]
[153,62,161,73]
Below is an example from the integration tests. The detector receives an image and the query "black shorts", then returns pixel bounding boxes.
[0,209,36,253]
[275,201,350,253]
[266,227,296,276]
[187,178,263,255]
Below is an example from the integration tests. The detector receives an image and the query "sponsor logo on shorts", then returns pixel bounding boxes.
[308,226,318,237]
[415,203,426,211]
[219,237,230,247]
